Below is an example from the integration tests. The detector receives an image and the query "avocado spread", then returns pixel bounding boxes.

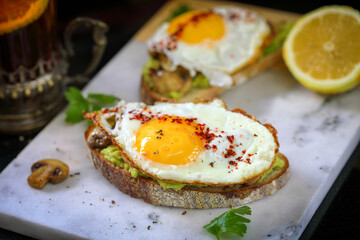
[258,155,284,183]
[100,145,284,190]
[142,58,210,99]
[100,145,140,178]
[101,145,187,190]
[191,73,210,88]
[142,58,159,86]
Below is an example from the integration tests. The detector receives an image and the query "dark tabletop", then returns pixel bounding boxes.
[1,1,360,239]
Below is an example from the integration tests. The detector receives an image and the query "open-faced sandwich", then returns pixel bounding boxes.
[140,6,286,104]
[84,99,289,209]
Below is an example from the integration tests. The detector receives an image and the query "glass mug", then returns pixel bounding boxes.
[0,0,108,133]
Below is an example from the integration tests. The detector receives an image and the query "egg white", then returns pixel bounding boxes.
[100,99,278,185]
[147,6,271,88]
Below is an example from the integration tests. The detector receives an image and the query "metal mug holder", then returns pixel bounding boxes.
[0,18,108,133]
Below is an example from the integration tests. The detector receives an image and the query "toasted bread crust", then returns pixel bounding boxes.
[140,50,282,105]
[85,125,290,209]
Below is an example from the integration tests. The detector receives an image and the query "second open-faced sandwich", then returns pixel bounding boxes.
[140,6,285,104]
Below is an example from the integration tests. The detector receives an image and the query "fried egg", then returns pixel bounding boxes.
[147,6,271,87]
[98,99,278,186]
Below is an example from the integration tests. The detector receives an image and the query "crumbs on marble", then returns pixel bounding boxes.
[182,210,187,215]
[265,221,302,239]
[69,172,80,177]
[13,163,20,168]
[55,147,63,153]
[148,212,160,224]
[125,222,137,231]
[319,165,330,173]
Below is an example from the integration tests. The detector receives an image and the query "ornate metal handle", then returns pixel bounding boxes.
[64,17,108,82]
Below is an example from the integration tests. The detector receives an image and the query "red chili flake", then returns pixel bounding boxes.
[209,162,214,167]
[235,156,251,164]
[184,118,197,125]
[212,145,218,151]
[228,160,237,166]
[194,123,217,144]
[102,108,109,114]
[171,117,183,124]
[224,149,236,158]
[116,117,119,121]
[227,135,235,144]
[129,112,151,124]
[229,11,241,20]
[254,134,258,137]
[229,145,234,149]
[204,144,211,150]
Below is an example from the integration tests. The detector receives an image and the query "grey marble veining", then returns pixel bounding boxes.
[0,41,359,240]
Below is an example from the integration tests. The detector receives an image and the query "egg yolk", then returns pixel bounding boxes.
[167,10,225,44]
[135,117,204,165]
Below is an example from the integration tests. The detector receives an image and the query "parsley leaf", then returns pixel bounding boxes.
[262,22,294,56]
[203,206,251,240]
[64,87,120,124]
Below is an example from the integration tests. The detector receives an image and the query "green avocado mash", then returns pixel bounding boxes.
[168,91,183,99]
[258,155,285,183]
[142,58,159,86]
[191,73,210,88]
[262,22,294,56]
[101,145,186,189]
[157,180,186,191]
[100,145,139,178]
[100,145,284,191]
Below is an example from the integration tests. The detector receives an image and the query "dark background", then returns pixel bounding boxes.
[1,0,360,239]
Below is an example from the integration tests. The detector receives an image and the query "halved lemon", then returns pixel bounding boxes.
[0,0,49,35]
[283,5,360,94]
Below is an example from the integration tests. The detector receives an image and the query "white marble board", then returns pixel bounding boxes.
[1,30,360,240]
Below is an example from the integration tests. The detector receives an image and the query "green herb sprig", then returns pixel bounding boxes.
[262,22,294,56]
[64,87,120,124]
[203,206,252,240]
[167,4,191,21]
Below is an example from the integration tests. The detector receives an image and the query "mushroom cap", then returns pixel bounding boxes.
[28,159,69,189]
